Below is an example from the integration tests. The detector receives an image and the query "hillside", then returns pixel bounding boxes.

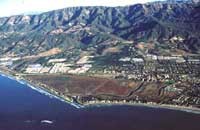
[0,0,199,58]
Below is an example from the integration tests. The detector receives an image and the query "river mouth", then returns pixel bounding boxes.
[0,75,200,130]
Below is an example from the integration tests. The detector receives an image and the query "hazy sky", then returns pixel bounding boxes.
[0,0,162,17]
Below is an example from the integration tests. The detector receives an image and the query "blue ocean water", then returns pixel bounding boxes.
[0,74,199,130]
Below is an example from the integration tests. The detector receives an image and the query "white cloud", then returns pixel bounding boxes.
[0,0,160,17]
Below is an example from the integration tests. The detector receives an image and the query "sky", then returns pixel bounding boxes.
[0,0,161,17]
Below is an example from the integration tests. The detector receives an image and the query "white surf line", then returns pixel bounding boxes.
[25,82,83,109]
[25,83,83,109]
[0,73,83,109]
[0,73,6,77]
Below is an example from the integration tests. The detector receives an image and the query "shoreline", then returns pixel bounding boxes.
[0,71,82,109]
[0,69,200,114]
[83,102,200,114]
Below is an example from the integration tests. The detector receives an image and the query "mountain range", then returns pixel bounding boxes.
[0,0,199,57]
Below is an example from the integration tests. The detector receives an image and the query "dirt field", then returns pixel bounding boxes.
[23,48,62,59]
[25,74,138,96]
[25,74,181,104]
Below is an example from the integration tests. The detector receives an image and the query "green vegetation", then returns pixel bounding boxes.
[165,80,175,85]
[0,1,199,57]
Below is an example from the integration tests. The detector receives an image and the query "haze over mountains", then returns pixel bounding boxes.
[0,0,165,17]
[0,0,199,57]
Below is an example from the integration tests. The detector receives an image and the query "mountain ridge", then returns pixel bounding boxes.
[0,0,199,57]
